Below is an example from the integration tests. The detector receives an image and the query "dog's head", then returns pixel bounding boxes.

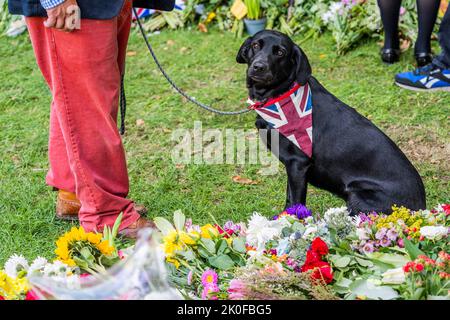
[236,30,311,99]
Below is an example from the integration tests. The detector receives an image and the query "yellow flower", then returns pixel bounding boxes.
[205,12,216,23]
[166,255,180,269]
[200,224,219,239]
[54,226,115,266]
[0,270,28,300]
[179,232,197,245]
[96,240,115,256]
[88,233,102,245]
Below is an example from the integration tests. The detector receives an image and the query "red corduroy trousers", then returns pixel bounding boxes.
[26,1,140,232]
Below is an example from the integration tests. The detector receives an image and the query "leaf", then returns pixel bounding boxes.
[403,237,425,260]
[200,238,216,254]
[173,210,186,232]
[153,217,176,236]
[180,250,196,261]
[215,239,228,254]
[111,212,123,239]
[349,279,399,300]
[231,175,259,185]
[365,253,409,269]
[232,238,246,253]
[208,254,235,270]
[73,256,89,269]
[333,256,352,268]
[355,257,373,267]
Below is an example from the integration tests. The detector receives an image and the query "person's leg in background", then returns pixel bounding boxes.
[395,5,450,91]
[377,0,402,63]
[415,0,441,66]
[26,1,151,235]
[433,3,450,68]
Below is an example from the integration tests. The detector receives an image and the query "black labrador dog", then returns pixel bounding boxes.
[237,30,426,214]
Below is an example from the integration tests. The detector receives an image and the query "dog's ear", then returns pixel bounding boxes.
[236,37,253,64]
[292,45,312,85]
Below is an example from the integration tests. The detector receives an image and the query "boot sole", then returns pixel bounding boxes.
[56,212,79,221]
[395,82,450,92]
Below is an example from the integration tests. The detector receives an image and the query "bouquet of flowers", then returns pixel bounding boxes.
[154,210,248,299]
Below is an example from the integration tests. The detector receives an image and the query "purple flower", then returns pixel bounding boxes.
[223,221,241,233]
[187,271,193,285]
[286,204,312,220]
[375,228,387,240]
[397,238,404,248]
[362,241,375,253]
[380,238,391,247]
[386,229,398,241]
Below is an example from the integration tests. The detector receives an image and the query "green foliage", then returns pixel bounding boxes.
[244,0,262,20]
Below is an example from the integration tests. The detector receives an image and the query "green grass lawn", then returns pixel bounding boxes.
[0,28,449,265]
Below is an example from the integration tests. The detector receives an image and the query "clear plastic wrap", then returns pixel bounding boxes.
[29,228,182,300]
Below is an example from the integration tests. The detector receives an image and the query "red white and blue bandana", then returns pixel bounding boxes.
[248,83,313,158]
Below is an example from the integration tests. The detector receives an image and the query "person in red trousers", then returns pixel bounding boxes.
[8,0,175,237]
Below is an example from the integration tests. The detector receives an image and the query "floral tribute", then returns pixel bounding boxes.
[1,205,449,300]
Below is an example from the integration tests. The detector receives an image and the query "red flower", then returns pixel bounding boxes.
[442,204,450,215]
[415,263,424,272]
[25,290,39,300]
[311,237,329,257]
[214,224,233,238]
[305,249,320,264]
[301,261,333,284]
[403,261,425,273]
[0,296,4,300]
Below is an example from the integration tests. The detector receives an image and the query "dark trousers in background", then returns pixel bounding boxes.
[434,6,450,68]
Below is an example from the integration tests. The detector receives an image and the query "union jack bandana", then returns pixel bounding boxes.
[248,83,313,158]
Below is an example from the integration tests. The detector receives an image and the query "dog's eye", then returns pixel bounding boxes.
[252,43,260,50]
[276,49,285,57]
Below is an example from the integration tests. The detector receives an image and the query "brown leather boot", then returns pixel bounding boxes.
[56,190,81,221]
[55,189,148,221]
[118,217,156,239]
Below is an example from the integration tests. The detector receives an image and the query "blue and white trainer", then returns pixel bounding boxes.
[395,64,450,92]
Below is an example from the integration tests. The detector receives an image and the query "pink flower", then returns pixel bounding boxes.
[201,269,218,287]
[25,290,39,300]
[187,271,193,286]
[400,6,406,15]
[228,279,246,300]
[201,284,219,300]
[118,250,125,260]
[397,238,404,248]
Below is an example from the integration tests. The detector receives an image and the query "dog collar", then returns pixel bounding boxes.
[248,82,313,158]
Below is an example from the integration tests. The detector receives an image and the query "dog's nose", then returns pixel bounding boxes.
[252,62,267,73]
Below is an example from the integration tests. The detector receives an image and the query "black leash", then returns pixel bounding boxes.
[119,8,251,135]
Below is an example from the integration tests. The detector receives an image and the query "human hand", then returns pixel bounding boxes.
[44,0,81,32]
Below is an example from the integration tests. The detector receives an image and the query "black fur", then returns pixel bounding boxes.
[237,30,426,214]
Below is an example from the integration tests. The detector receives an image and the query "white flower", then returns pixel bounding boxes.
[420,226,448,240]
[356,227,370,240]
[382,268,406,285]
[4,254,29,278]
[302,226,318,240]
[324,206,352,230]
[321,11,334,24]
[246,213,280,251]
[28,257,48,275]
[43,260,72,277]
